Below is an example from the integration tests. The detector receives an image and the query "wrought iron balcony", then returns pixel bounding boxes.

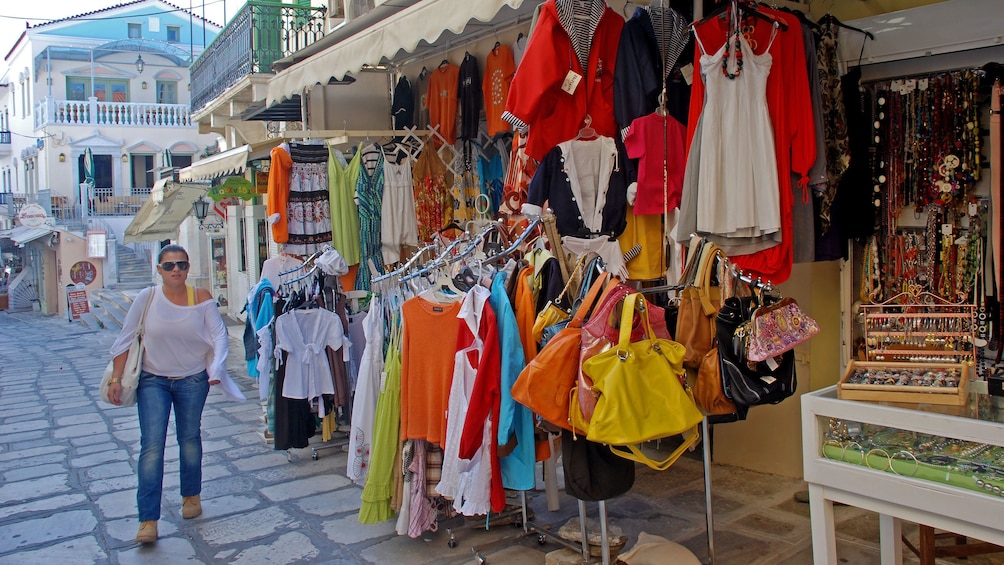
[34,97,192,129]
[190,1,326,113]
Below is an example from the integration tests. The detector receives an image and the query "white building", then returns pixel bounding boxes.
[0,0,223,314]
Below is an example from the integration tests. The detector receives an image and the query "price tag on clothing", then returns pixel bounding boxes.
[891,79,903,93]
[561,70,583,95]
[918,78,929,91]
[680,63,694,86]
[904,79,917,93]
[969,202,979,216]
[942,223,953,236]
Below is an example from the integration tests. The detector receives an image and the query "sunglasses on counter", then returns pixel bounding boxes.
[160,261,190,271]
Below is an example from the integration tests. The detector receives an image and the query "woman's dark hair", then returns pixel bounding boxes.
[158,244,189,263]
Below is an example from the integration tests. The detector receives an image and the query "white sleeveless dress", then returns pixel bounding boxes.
[693,25,781,242]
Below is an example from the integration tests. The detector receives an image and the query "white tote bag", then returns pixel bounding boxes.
[100,290,154,407]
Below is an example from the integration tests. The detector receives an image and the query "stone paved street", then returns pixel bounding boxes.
[5,308,999,565]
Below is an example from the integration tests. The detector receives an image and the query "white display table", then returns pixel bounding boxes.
[801,385,1004,564]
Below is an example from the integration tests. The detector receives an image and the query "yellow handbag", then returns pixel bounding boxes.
[583,293,704,471]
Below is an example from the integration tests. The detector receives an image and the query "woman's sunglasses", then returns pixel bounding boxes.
[160,261,190,271]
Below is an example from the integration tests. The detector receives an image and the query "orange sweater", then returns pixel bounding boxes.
[266,145,293,243]
[400,296,462,445]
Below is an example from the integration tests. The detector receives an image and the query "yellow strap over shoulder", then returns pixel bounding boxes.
[186,285,195,306]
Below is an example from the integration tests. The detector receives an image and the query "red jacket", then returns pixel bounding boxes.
[504,0,623,161]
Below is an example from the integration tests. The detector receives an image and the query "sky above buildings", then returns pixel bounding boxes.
[0,0,242,55]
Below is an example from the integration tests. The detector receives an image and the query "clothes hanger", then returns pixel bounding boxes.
[439,59,450,69]
[695,0,788,32]
[819,13,874,40]
[576,114,598,140]
[419,66,429,79]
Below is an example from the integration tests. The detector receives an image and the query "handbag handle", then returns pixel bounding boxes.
[614,293,657,355]
[569,271,616,328]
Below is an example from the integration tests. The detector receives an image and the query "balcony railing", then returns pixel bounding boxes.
[34,97,192,129]
[51,194,149,220]
[190,1,327,112]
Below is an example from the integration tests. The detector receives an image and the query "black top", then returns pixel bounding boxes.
[458,52,483,141]
[391,75,414,129]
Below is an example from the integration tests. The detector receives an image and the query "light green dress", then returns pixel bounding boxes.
[328,144,362,266]
[359,314,402,524]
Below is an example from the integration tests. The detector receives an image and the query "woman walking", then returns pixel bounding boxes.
[106,244,244,543]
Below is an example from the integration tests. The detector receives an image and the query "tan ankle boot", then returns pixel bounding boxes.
[182,495,202,519]
[135,521,158,543]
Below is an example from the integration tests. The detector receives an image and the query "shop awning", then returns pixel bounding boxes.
[123,179,208,243]
[267,0,528,105]
[6,225,53,246]
[178,145,250,182]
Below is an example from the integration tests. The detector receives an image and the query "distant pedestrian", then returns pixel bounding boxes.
[106,244,245,544]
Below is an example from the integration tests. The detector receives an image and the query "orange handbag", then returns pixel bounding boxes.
[511,272,617,431]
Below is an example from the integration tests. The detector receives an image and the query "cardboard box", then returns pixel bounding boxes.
[838,360,969,406]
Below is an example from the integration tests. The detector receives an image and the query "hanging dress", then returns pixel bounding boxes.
[412,145,453,242]
[347,296,383,486]
[691,21,781,247]
[285,143,332,256]
[355,144,385,291]
[327,144,363,268]
[359,315,402,524]
[328,144,362,266]
[381,158,419,265]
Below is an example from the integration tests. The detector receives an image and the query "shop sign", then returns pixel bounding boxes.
[69,261,97,286]
[208,176,257,202]
[17,203,48,227]
[66,284,89,320]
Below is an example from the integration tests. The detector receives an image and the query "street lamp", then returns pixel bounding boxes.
[135,54,145,73]
[192,198,222,230]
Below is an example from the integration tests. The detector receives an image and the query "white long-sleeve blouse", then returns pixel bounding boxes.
[109,286,244,401]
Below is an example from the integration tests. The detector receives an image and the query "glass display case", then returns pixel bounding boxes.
[801,385,1004,564]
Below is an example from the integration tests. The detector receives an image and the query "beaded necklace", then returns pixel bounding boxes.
[721,9,743,80]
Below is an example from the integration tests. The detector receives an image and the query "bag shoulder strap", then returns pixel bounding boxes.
[186,284,196,306]
[569,272,615,328]
[136,287,156,337]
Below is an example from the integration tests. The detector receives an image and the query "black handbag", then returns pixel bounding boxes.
[561,429,635,501]
[715,296,797,407]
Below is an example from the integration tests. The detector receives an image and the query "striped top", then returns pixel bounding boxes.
[553,0,605,73]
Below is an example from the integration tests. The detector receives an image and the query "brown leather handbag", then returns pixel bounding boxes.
[694,343,746,423]
[511,272,616,431]
[676,242,722,370]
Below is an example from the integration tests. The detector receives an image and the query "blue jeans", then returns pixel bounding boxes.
[136,370,210,522]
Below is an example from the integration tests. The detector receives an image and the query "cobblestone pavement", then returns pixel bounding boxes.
[3,309,984,565]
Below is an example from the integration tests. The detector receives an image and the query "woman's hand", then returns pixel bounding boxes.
[107,380,123,405]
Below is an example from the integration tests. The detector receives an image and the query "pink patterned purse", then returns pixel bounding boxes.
[746,298,819,363]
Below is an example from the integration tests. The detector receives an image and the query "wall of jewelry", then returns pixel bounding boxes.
[855,67,992,375]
